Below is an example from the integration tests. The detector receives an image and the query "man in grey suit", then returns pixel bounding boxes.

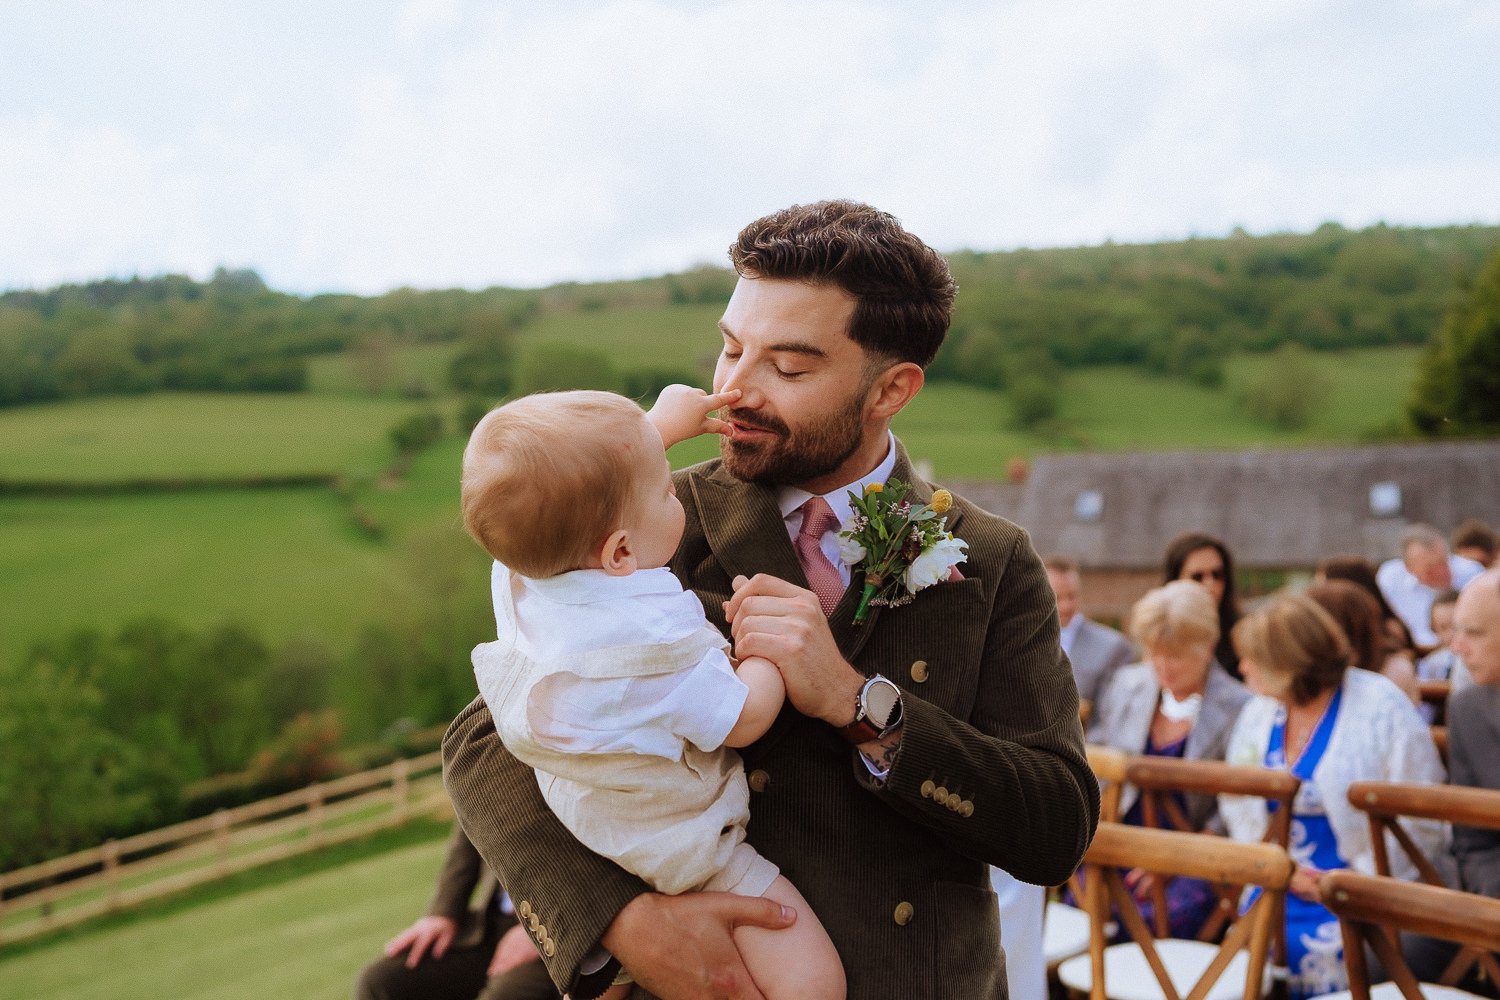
[1045,556,1136,709]
[1448,568,1500,898]
[443,200,1097,1000]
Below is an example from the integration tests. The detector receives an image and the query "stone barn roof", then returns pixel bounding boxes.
[950,440,1500,571]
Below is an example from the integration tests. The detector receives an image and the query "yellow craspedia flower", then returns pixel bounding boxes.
[930,489,953,513]
[864,482,884,496]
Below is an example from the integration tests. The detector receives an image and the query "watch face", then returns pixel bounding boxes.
[866,678,901,728]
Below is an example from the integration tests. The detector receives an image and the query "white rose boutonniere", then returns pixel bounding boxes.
[838,480,968,624]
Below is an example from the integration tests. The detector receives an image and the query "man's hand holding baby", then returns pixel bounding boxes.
[647,385,740,448]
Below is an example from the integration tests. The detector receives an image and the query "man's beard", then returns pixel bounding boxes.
[719,388,866,487]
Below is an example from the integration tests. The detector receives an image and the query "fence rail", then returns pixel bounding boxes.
[0,751,450,947]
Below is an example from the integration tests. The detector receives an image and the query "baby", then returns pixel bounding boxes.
[461,386,845,1000]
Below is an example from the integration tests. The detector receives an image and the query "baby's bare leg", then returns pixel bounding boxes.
[736,875,845,1000]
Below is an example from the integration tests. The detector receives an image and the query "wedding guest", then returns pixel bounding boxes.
[356,824,559,1000]
[1317,555,1421,665]
[1306,579,1421,706]
[1088,580,1251,936]
[1222,594,1448,1000]
[1163,532,1242,679]
[1452,518,1498,570]
[1447,569,1500,898]
[1376,525,1484,648]
[1046,555,1135,707]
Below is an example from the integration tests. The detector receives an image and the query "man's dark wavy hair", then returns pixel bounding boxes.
[728,199,956,368]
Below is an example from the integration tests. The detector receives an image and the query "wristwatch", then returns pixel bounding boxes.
[837,674,904,744]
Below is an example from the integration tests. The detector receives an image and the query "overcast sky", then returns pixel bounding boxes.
[3,0,1498,295]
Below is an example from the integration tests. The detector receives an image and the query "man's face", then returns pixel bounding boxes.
[1405,542,1453,589]
[1430,601,1457,649]
[1047,568,1080,626]
[712,277,879,491]
[1452,577,1500,686]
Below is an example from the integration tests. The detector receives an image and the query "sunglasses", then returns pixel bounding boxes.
[1188,569,1226,583]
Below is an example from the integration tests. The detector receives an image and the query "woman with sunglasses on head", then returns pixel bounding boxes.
[1163,531,1242,680]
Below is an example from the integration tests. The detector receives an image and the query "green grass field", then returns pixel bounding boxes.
[0,393,437,482]
[0,343,1425,669]
[0,829,450,1000]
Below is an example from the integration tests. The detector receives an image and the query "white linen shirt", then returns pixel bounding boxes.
[775,430,899,588]
[1376,554,1483,647]
[497,561,749,760]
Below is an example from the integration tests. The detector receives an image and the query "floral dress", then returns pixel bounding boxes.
[1249,686,1349,1000]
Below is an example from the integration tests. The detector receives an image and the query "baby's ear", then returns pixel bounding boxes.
[598,528,637,577]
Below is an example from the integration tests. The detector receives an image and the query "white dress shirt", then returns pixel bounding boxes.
[1376,554,1484,647]
[1059,612,1084,659]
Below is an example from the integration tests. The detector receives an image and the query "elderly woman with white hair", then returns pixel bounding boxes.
[1087,580,1252,936]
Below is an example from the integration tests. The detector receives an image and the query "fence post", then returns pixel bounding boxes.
[393,758,410,824]
[213,809,231,876]
[102,839,121,912]
[308,783,325,848]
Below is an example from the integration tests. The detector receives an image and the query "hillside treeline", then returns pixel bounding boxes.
[0,529,490,871]
[3,225,1497,411]
[934,222,1500,391]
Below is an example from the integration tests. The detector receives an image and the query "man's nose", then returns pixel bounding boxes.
[719,362,763,408]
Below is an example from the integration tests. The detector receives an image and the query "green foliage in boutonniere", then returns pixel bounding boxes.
[838,479,968,624]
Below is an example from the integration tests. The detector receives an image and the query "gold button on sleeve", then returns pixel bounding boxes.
[544,939,556,958]
[960,799,974,817]
[527,913,540,932]
[518,900,531,919]
[946,792,962,811]
[910,660,929,683]
[893,901,915,926]
[933,786,948,802]
[920,779,935,798]
[748,769,769,793]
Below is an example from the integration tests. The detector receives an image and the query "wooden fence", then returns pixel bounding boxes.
[0,751,449,947]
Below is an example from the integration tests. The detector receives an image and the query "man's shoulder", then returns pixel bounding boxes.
[1376,558,1410,586]
[945,489,1028,554]
[1450,682,1500,729]
[1081,617,1131,647]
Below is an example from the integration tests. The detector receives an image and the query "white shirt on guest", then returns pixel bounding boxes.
[1376,553,1484,647]
[775,431,899,588]
[500,562,748,759]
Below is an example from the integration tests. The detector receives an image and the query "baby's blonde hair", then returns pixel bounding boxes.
[462,391,650,579]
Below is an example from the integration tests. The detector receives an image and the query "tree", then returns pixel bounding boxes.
[1239,343,1331,430]
[349,332,397,394]
[1408,248,1500,435]
[513,343,619,395]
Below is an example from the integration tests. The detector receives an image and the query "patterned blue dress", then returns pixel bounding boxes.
[1248,686,1349,999]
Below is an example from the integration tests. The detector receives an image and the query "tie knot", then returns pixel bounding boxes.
[798,496,839,539]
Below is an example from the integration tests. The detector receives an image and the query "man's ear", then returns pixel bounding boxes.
[866,361,925,420]
[598,528,637,577]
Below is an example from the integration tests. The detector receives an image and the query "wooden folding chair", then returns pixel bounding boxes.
[1048,746,1135,971]
[1419,681,1452,727]
[1126,757,1300,950]
[1345,781,1500,887]
[1057,822,1294,1000]
[1317,870,1500,1000]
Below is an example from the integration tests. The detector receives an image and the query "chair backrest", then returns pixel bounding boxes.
[1419,679,1451,726]
[1078,822,1293,1000]
[1087,744,1130,825]
[1125,756,1300,943]
[1319,869,1500,1000]
[1346,780,1500,885]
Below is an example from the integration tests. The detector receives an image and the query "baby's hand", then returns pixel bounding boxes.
[646,385,741,449]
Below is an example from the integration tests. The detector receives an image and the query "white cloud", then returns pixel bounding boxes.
[1,0,1497,294]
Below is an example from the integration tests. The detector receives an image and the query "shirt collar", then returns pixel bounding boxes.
[514,564,685,604]
[776,430,899,530]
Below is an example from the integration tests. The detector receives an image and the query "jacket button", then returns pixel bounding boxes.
[920,779,935,798]
[894,901,915,926]
[933,786,948,802]
[518,900,532,919]
[946,793,962,811]
[960,799,974,817]
[527,913,540,932]
[910,660,929,683]
[544,938,556,958]
[748,769,769,793]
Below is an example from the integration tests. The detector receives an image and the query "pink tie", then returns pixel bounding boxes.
[795,497,845,617]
